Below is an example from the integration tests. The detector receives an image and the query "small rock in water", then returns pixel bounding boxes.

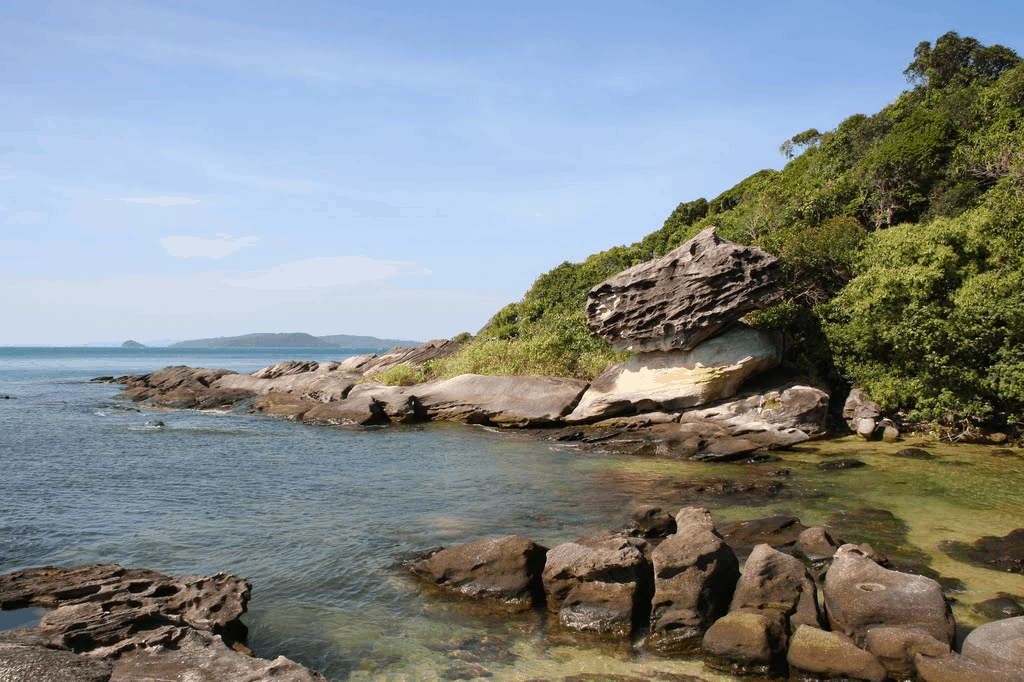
[144,420,165,428]
[0,395,11,400]
[895,447,935,460]
[974,593,1024,620]
[817,458,866,471]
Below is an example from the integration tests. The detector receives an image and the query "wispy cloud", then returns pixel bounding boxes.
[160,234,259,259]
[120,196,200,208]
[223,255,431,289]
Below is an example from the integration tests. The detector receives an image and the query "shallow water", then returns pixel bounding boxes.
[2,348,1023,680]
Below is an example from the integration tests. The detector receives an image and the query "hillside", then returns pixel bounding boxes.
[439,32,1024,434]
[170,332,420,349]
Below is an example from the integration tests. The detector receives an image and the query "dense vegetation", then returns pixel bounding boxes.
[437,32,1024,432]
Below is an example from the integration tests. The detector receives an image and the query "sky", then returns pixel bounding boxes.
[3,0,1023,345]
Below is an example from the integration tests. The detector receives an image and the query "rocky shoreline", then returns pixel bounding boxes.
[405,507,1024,682]
[0,564,324,681]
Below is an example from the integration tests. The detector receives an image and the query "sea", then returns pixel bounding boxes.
[2,347,1023,681]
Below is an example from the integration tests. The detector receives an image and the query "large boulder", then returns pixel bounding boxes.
[120,366,239,407]
[822,544,955,646]
[413,374,589,427]
[215,364,361,403]
[565,326,780,422]
[729,543,821,630]
[541,534,652,637]
[410,536,548,610]
[585,226,783,352]
[960,616,1024,679]
[646,508,740,654]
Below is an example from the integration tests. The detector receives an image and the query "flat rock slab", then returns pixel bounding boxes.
[0,642,113,682]
[585,226,782,352]
[413,374,589,427]
[565,327,780,422]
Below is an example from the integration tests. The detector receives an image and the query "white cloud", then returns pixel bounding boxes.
[223,256,431,289]
[4,211,47,224]
[0,175,15,181]
[120,196,201,208]
[160,234,259,259]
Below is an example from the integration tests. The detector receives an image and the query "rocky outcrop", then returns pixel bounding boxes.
[410,536,548,610]
[585,226,783,352]
[565,326,780,422]
[0,564,323,681]
[345,338,464,377]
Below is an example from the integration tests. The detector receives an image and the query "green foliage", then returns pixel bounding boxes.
[433,310,629,380]
[453,331,472,343]
[373,363,427,387]
[821,207,1024,424]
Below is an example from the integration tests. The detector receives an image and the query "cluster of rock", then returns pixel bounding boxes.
[0,564,323,681]
[409,508,1024,682]
[102,228,832,459]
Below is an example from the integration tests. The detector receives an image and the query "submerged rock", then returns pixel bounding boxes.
[940,528,1024,575]
[585,226,783,352]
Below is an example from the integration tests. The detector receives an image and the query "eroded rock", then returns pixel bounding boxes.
[585,227,783,352]
[787,625,887,682]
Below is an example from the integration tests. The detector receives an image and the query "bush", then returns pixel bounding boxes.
[820,207,1024,424]
[373,364,427,387]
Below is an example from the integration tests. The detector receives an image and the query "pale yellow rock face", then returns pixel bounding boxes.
[566,326,779,422]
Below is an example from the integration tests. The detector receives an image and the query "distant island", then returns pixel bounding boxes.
[169,332,421,350]
[121,340,147,348]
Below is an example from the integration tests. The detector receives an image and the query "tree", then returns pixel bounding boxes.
[779,128,824,160]
[904,31,1020,90]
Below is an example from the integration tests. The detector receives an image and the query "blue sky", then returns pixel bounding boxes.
[3,0,1022,345]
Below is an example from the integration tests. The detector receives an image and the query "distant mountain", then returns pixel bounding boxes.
[169,332,421,349]
[121,340,147,348]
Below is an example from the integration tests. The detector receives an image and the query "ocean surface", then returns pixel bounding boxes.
[2,347,1023,680]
